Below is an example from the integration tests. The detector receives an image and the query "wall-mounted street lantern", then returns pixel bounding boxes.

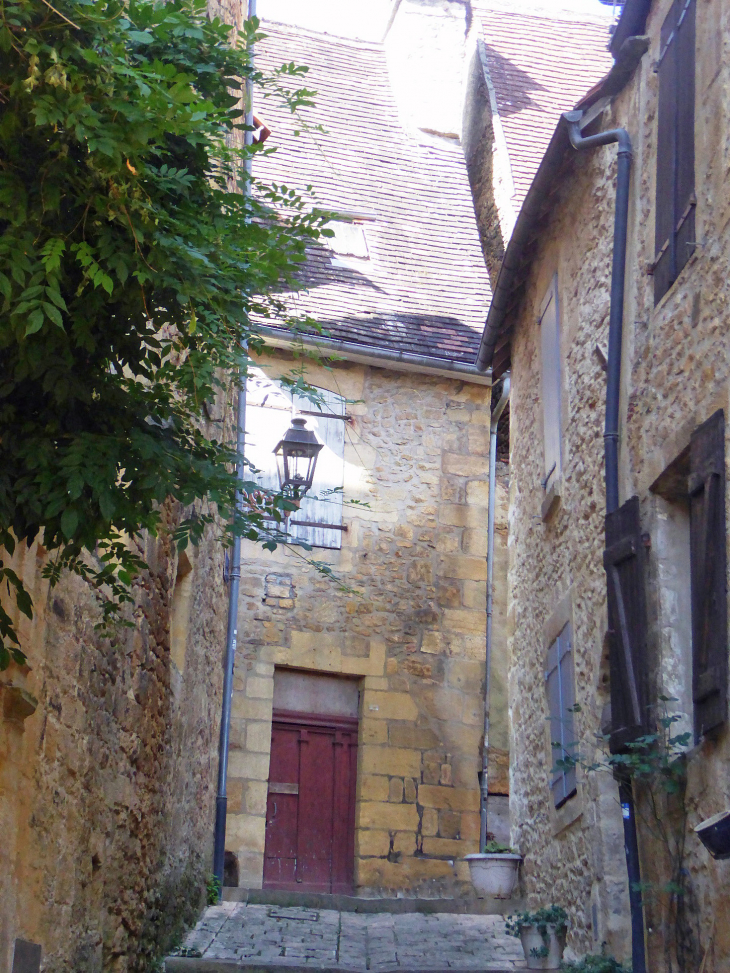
[273,416,323,501]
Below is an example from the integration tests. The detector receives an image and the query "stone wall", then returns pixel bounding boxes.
[0,502,227,972]
[225,353,510,895]
[495,0,730,966]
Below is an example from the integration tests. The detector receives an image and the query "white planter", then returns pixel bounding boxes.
[464,853,521,898]
[519,923,566,970]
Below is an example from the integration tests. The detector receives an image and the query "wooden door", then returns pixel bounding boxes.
[263,712,357,894]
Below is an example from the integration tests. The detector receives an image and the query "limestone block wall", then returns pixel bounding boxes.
[499,0,730,966]
[226,354,510,895]
[0,503,227,972]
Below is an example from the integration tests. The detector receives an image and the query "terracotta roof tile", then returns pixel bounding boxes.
[255,22,491,364]
[475,4,614,207]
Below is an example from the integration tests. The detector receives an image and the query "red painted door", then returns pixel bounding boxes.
[263,712,357,893]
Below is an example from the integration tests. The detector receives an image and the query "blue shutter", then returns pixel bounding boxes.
[540,276,562,490]
[245,371,345,551]
[546,623,577,807]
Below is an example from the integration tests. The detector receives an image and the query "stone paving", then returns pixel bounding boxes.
[167,902,526,971]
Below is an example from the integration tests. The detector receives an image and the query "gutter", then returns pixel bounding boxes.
[261,328,493,386]
[213,0,257,894]
[480,374,510,852]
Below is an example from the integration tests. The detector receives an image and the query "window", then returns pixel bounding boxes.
[650,409,727,741]
[539,275,562,492]
[546,622,577,807]
[246,370,346,550]
[654,0,696,304]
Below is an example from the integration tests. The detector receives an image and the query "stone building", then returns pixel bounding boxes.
[0,0,245,969]
[473,0,730,967]
[222,17,511,896]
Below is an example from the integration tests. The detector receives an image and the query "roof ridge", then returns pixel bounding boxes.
[259,19,385,50]
[474,2,614,30]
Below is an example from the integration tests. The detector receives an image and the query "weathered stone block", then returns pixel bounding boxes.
[362,720,389,745]
[438,809,461,839]
[441,557,488,581]
[245,676,273,700]
[245,780,269,816]
[227,750,270,781]
[388,777,404,802]
[389,724,439,749]
[362,746,422,777]
[422,807,439,836]
[226,812,266,855]
[423,836,473,857]
[355,829,390,858]
[442,453,490,477]
[442,608,486,634]
[246,721,272,754]
[231,694,273,721]
[358,801,419,831]
[462,529,488,557]
[404,778,418,803]
[362,690,419,721]
[359,774,391,802]
[418,785,480,811]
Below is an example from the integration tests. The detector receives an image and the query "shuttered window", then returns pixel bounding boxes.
[246,370,346,550]
[690,410,728,739]
[654,0,696,304]
[604,496,653,753]
[539,275,562,491]
[546,623,577,808]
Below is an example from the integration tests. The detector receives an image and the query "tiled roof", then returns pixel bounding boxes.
[475,4,614,207]
[254,22,491,364]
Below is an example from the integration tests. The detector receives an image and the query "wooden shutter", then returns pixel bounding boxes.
[290,388,345,550]
[604,496,652,753]
[546,623,576,808]
[540,276,562,490]
[690,409,727,739]
[246,372,345,551]
[674,0,696,282]
[654,0,696,305]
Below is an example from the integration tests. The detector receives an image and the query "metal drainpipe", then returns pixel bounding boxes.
[480,375,510,852]
[213,0,257,896]
[562,111,646,973]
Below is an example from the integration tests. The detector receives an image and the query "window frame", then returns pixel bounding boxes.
[545,621,577,809]
[653,0,696,305]
[539,274,563,493]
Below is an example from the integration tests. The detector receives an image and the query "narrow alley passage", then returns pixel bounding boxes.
[166,902,526,972]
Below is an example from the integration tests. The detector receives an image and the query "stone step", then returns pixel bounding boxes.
[222,886,524,916]
[166,960,520,973]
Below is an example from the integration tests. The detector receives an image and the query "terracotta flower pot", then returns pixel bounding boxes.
[519,923,566,970]
[464,853,521,898]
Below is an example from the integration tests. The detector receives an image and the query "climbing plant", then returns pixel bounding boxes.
[0,0,328,667]
[554,699,700,971]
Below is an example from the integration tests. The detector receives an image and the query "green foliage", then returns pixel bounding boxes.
[484,839,516,854]
[0,0,329,665]
[205,873,221,906]
[505,905,569,939]
[560,951,631,973]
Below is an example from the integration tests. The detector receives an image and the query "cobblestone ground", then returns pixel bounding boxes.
[169,902,526,971]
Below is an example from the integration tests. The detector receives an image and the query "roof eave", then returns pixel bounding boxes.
[475,33,651,376]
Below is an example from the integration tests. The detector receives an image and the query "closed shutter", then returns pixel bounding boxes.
[540,275,562,490]
[290,388,345,550]
[654,0,696,304]
[690,409,727,739]
[246,371,345,550]
[604,496,652,753]
[546,623,576,808]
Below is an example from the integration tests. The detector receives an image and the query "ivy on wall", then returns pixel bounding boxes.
[0,0,326,666]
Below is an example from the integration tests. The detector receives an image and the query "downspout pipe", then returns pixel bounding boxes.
[480,374,510,852]
[213,0,257,895]
[562,111,646,973]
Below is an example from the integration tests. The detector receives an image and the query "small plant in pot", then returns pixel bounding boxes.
[464,840,522,899]
[505,906,569,970]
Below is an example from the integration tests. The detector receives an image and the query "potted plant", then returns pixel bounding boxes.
[464,840,522,898]
[505,906,568,970]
